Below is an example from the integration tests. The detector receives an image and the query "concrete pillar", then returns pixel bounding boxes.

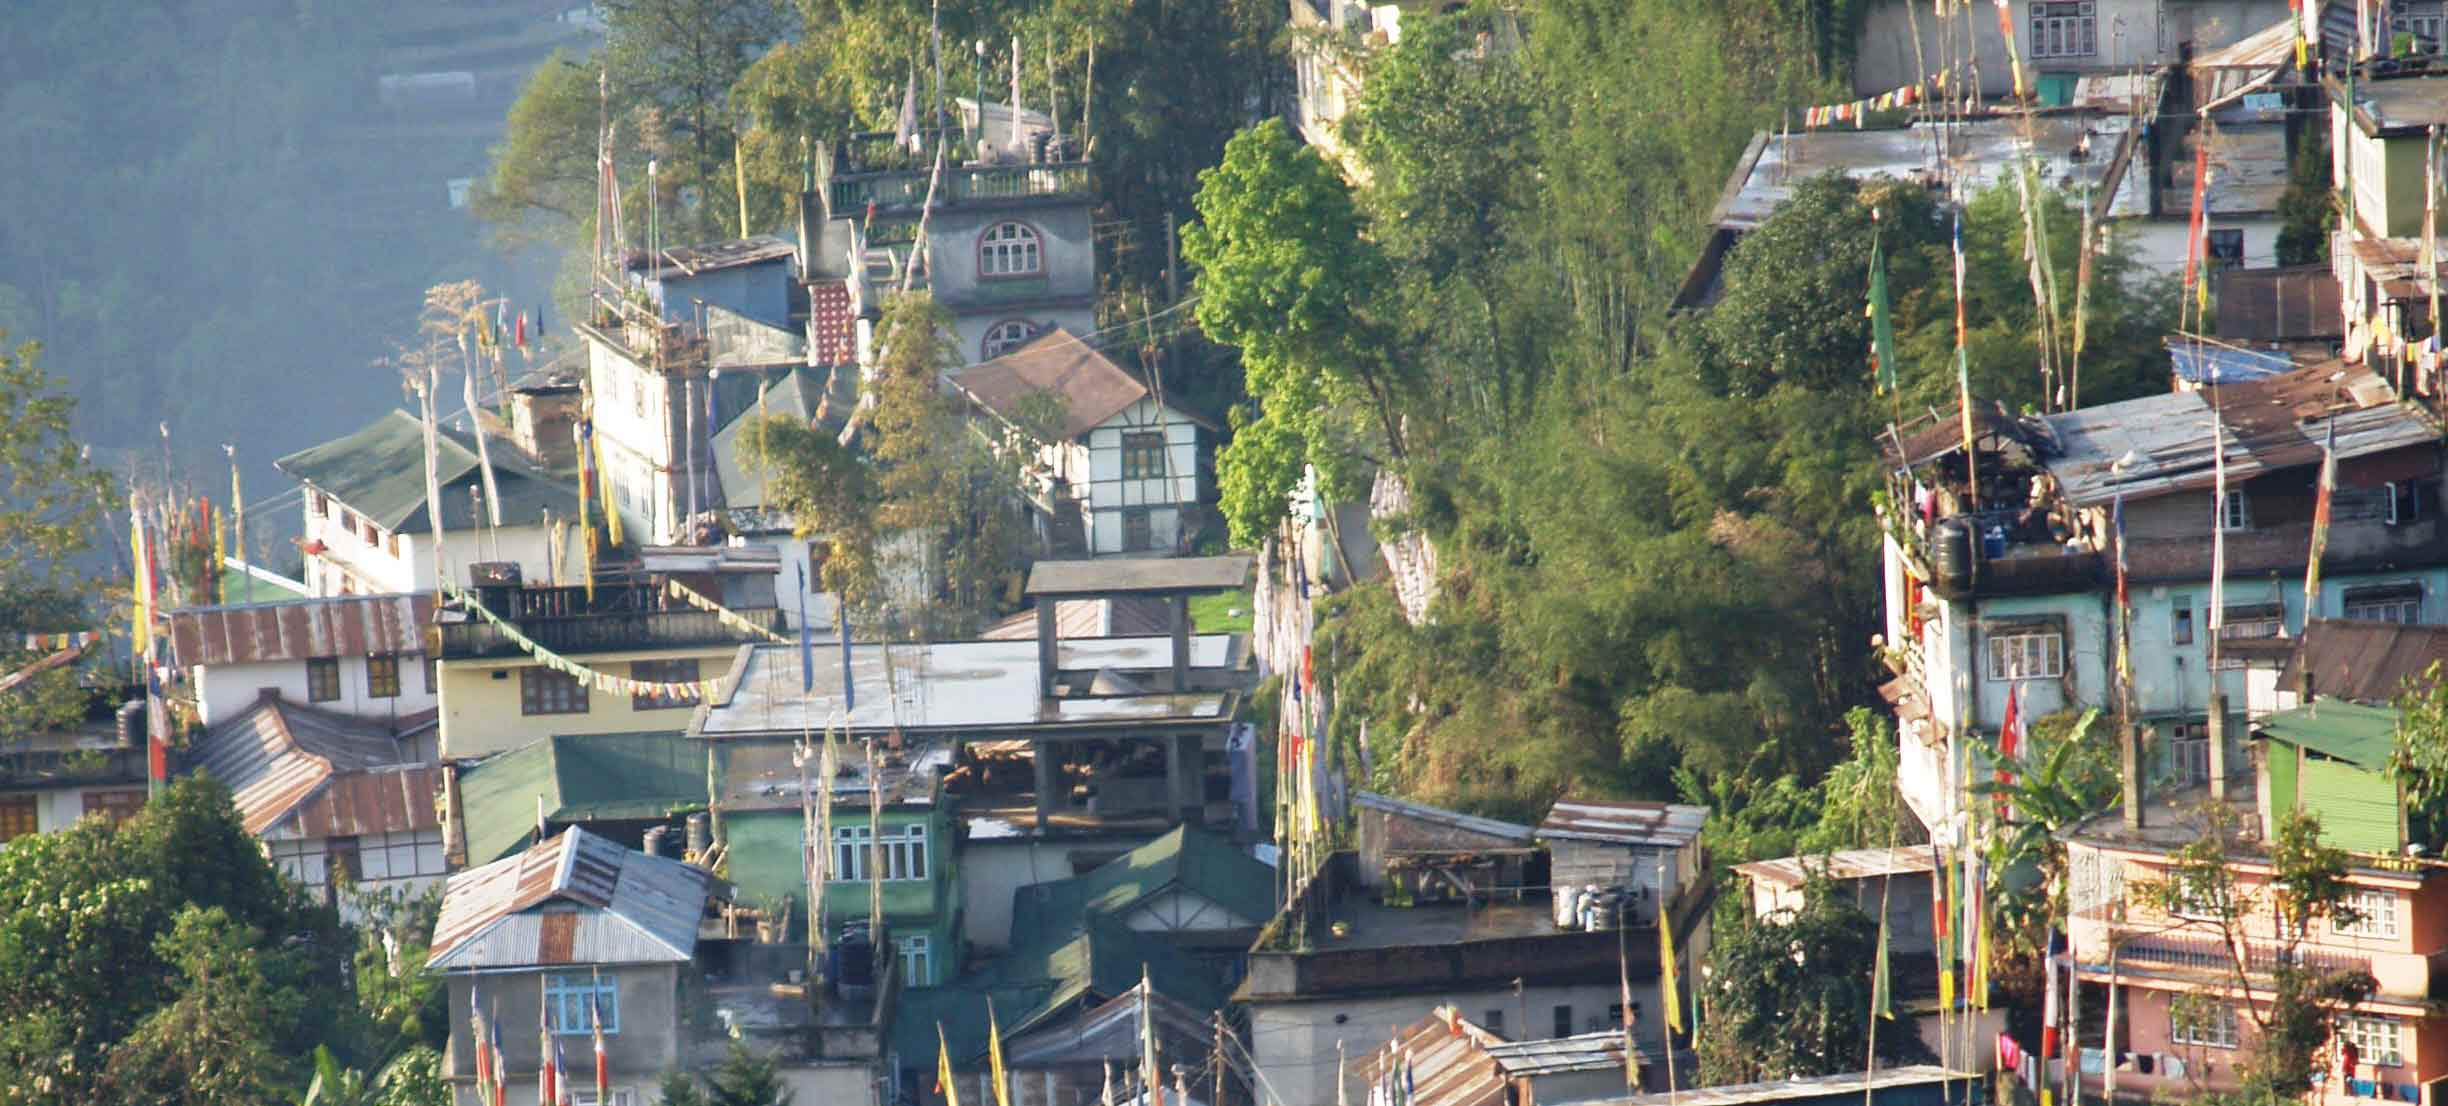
[1170,593,1191,689]
[2207,691,2229,802]
[1169,732,1202,822]
[1037,603,1059,696]
[2122,722,2146,831]
[1033,741,1056,832]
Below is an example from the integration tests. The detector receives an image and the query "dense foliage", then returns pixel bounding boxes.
[1216,4,2177,821]
[0,336,119,738]
[1695,876,1929,1084]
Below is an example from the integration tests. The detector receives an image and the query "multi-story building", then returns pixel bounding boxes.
[277,409,582,597]
[1878,363,2447,839]
[1851,0,2293,100]
[2062,697,2448,1103]
[2326,69,2448,400]
[165,593,438,728]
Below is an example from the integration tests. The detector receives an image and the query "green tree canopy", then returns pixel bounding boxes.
[0,335,118,739]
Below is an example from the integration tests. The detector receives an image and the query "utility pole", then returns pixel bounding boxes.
[1164,212,1181,304]
[1213,1012,1226,1106]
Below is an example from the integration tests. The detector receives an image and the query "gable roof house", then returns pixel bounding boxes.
[276,410,581,599]
[189,693,443,916]
[429,827,722,1106]
[452,730,709,866]
[1005,824,1275,975]
[948,329,1218,558]
[166,592,439,728]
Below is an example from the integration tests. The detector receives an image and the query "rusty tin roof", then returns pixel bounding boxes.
[426,827,716,972]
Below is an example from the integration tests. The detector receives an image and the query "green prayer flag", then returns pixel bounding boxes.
[1869,235,1899,394]
[1871,904,1895,1020]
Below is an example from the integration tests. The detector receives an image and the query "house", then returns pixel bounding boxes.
[188,691,443,915]
[0,681,152,843]
[1356,1007,1640,1106]
[1583,1067,1976,1106]
[947,329,1216,557]
[2058,700,2448,1103]
[896,917,1229,1106]
[2324,69,2448,397]
[276,410,583,597]
[429,827,722,1106]
[450,730,709,866]
[1876,363,2448,838]
[430,551,787,760]
[165,593,438,728]
[1239,794,1712,1106]
[1850,0,2291,99]
[1352,789,1538,896]
[1732,847,1939,959]
[1004,824,1275,980]
[2268,617,2448,713]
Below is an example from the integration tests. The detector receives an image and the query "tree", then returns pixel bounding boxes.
[2134,805,2372,1103]
[1696,876,1929,1084]
[2390,662,2448,844]
[1184,120,1401,545]
[1702,173,1942,397]
[1969,709,2119,958]
[2276,123,2336,267]
[659,1042,795,1106]
[474,54,629,245]
[98,907,293,1106]
[599,0,787,239]
[0,334,119,740]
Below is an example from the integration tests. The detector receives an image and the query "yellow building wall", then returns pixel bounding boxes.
[437,644,740,758]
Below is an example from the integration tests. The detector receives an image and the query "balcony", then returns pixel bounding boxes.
[826,161,1092,216]
[2115,931,2373,983]
[438,597,785,660]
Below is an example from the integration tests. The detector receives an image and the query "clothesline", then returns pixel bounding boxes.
[443,580,728,701]
[663,578,791,644]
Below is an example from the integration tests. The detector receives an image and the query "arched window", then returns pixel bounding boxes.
[981,320,1040,360]
[978,221,1044,278]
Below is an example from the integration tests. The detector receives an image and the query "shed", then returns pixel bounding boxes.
[455,731,709,864]
[2253,699,2406,855]
[1539,798,1709,921]
[426,826,719,971]
[1354,790,1537,895]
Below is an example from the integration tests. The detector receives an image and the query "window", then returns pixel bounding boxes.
[360,519,378,545]
[340,508,358,535]
[1483,1009,1504,1034]
[2335,889,2402,940]
[327,837,362,886]
[1552,1004,1573,1039]
[2396,8,2445,52]
[977,221,1043,278]
[521,667,590,715]
[898,935,931,987]
[422,653,439,694]
[367,654,402,699]
[2217,603,2284,641]
[2221,489,2251,531]
[2169,870,2229,922]
[1122,508,1155,553]
[545,973,619,1035]
[81,790,145,828]
[306,657,342,702]
[0,796,37,842]
[2029,1,2097,57]
[2170,1000,2240,1049]
[385,531,400,557]
[2207,228,2245,270]
[2167,732,2210,787]
[980,319,1039,360]
[1986,631,2064,681]
[326,495,341,520]
[630,658,702,710]
[833,823,929,882]
[309,489,326,516]
[1120,431,1167,481]
[2337,1015,2404,1067]
[573,1091,636,1106]
[2389,480,2429,525]
[2345,585,2422,624]
[2173,596,2196,645]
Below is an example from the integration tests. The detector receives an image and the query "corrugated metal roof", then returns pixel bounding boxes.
[167,593,434,667]
[2216,265,2344,342]
[1354,791,1536,844]
[1483,1032,1632,1077]
[1732,847,1938,891]
[1592,1066,1972,1106]
[1007,825,1275,950]
[2348,236,2448,300]
[1026,555,1253,598]
[628,235,796,277]
[949,328,1153,439]
[980,598,1178,640]
[2281,618,2448,705]
[426,827,716,972]
[459,731,709,864]
[274,410,580,534]
[1353,1009,1515,1106]
[1539,798,1709,848]
[2255,699,2399,769]
[191,695,430,837]
[2043,364,2432,507]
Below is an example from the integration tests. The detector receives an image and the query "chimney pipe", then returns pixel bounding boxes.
[2122,722,2146,831]
[2207,691,2229,802]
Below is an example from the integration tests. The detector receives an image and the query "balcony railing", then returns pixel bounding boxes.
[2119,932,2372,981]
[438,607,785,660]
[827,161,1092,215]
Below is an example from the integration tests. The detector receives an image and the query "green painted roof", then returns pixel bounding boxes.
[2258,699,2400,769]
[721,806,944,923]
[713,367,859,515]
[459,731,707,864]
[894,914,1225,1065]
[1007,825,1276,950]
[275,409,581,534]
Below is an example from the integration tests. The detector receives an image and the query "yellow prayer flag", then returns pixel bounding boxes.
[988,998,1011,1106]
[938,1024,962,1106]
[1659,909,1683,1033]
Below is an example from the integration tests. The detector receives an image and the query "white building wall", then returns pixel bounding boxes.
[303,493,561,597]
[1251,981,1653,1106]
[1853,0,2285,99]
[193,655,440,728]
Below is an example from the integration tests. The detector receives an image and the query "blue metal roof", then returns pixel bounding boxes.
[2167,340,2293,384]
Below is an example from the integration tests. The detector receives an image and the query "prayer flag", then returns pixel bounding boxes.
[471,987,494,1094]
[1869,231,1900,394]
[939,1024,962,1106]
[989,998,1011,1106]
[2306,419,2337,617]
[1871,896,1895,1019]
[593,992,610,1099]
[2183,131,2212,317]
[1659,901,1683,1034]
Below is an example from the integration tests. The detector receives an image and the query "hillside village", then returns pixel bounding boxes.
[7,1,2448,1105]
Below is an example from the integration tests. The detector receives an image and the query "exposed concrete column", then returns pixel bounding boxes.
[2207,691,2229,802]
[2122,722,2146,831]
[1033,740,1056,832]
[1037,602,1059,696]
[1170,594,1191,689]
[1169,732,1202,822]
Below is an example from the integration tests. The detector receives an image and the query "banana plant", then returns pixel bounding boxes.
[1969,708,2120,957]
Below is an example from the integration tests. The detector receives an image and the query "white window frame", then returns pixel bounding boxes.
[2170,999,2240,1049]
[2221,488,2251,531]
[980,319,1039,360]
[573,1090,636,1106]
[2388,480,2424,525]
[833,823,929,882]
[544,973,619,1036]
[2029,0,2098,58]
[978,222,1044,278]
[898,934,931,987]
[2168,870,2229,923]
[2334,889,2402,940]
[2345,594,2422,624]
[2338,1015,2405,1067]
[1986,631,2065,682]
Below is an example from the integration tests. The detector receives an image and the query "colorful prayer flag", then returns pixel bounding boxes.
[1659,898,1684,1034]
[1871,897,1895,1020]
[1869,231,1900,394]
[939,1024,962,1106]
[989,997,1011,1106]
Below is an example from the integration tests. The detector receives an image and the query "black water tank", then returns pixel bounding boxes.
[1930,519,1974,598]
[115,701,146,750]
